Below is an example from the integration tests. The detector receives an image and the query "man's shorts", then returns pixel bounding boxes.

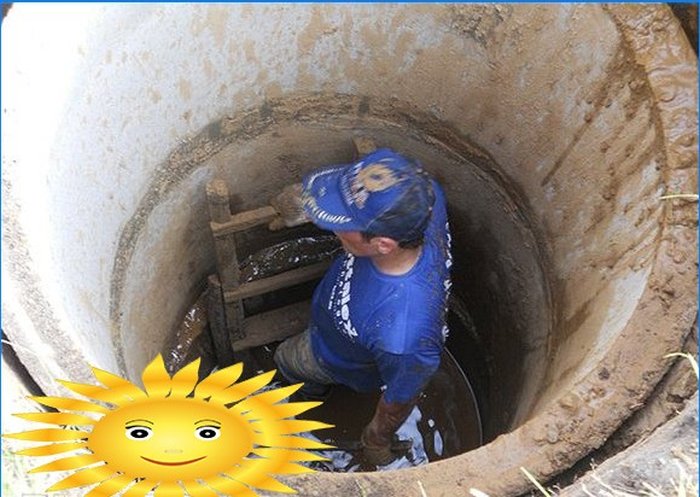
[273,327,336,399]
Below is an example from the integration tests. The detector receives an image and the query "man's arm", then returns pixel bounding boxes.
[361,350,440,465]
[361,393,416,465]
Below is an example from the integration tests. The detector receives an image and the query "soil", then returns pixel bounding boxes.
[557,392,698,497]
[548,323,699,492]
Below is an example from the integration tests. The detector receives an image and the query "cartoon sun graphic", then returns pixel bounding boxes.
[4,355,333,497]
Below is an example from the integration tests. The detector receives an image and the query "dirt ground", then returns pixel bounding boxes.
[557,393,697,497]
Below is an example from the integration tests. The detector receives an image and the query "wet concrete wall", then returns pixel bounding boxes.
[2,4,696,495]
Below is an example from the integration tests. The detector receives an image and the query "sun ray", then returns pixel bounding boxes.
[235,397,316,423]
[57,380,135,406]
[253,447,329,462]
[209,370,276,405]
[223,456,314,492]
[206,475,259,497]
[234,384,302,413]
[181,480,221,497]
[270,461,315,475]
[154,481,185,497]
[14,412,96,426]
[14,441,88,456]
[84,474,135,497]
[237,401,332,449]
[222,467,296,494]
[193,362,244,399]
[29,396,110,414]
[251,420,332,458]
[142,355,173,398]
[46,465,115,491]
[259,434,334,450]
[91,367,148,401]
[29,454,104,473]
[120,479,157,497]
[239,456,315,475]
[3,428,89,442]
[252,419,333,436]
[254,401,322,420]
[169,358,201,398]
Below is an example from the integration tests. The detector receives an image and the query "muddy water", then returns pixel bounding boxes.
[164,235,483,471]
[163,294,214,375]
[303,348,482,472]
[242,344,482,472]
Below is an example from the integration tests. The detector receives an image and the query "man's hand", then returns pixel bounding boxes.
[268,183,307,230]
[360,431,412,466]
[361,394,416,466]
[360,429,395,466]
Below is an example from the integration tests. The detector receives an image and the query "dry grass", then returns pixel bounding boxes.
[576,462,698,497]
[665,353,698,379]
[417,480,429,497]
[469,464,698,497]
[659,193,698,202]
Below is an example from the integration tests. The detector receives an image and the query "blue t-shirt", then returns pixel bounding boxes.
[309,181,452,404]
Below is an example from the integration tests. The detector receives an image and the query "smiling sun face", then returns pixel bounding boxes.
[4,355,333,497]
[88,397,253,481]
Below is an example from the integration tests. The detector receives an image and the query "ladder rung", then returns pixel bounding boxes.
[224,261,330,302]
[211,206,279,237]
[232,301,311,350]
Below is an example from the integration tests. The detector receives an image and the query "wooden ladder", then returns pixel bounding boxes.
[205,137,376,367]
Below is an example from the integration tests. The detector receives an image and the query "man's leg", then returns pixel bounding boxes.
[274,328,335,400]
